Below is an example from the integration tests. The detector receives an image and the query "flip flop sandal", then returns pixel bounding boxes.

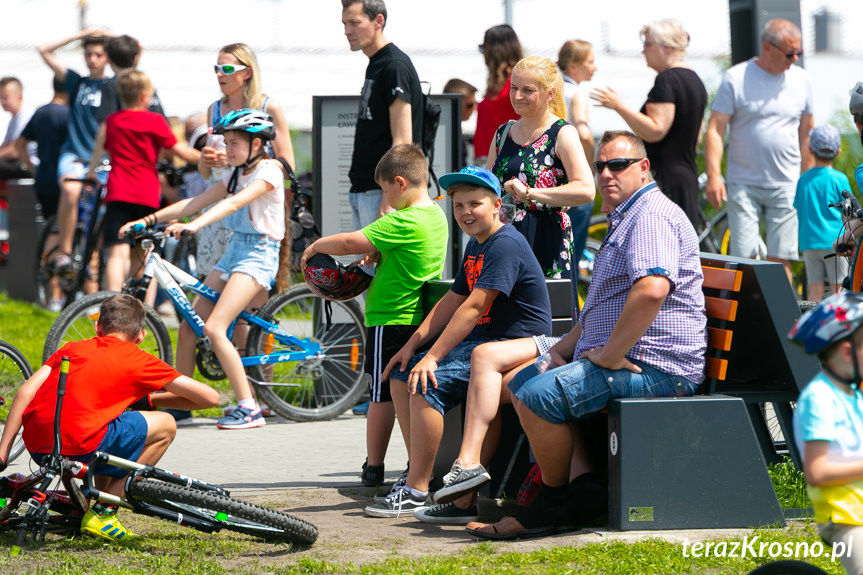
[465,516,555,541]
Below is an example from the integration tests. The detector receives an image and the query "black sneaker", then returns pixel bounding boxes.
[362,459,385,487]
[374,462,409,502]
[364,486,428,518]
[433,460,491,504]
[414,502,479,525]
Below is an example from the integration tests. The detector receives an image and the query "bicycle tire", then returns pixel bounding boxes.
[746,560,829,575]
[125,479,317,544]
[0,340,33,463]
[587,214,608,242]
[42,291,173,366]
[247,286,366,422]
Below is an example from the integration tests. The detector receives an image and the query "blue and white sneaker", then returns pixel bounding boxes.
[364,486,428,518]
[216,406,266,430]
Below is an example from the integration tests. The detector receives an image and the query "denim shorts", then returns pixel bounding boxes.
[57,153,109,185]
[349,189,383,230]
[30,411,148,479]
[509,358,699,424]
[213,232,280,289]
[389,339,497,415]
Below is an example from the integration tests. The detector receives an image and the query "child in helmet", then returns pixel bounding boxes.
[120,108,284,430]
[790,291,863,574]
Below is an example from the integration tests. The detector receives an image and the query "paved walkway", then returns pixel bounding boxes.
[6,412,408,495]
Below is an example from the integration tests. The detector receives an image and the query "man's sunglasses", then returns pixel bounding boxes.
[593,158,644,173]
[214,64,248,75]
[768,41,803,60]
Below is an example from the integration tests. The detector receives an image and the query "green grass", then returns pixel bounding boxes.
[0,519,846,574]
[768,457,811,510]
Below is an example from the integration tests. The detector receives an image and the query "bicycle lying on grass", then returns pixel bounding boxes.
[0,340,32,465]
[0,356,318,552]
[43,224,367,422]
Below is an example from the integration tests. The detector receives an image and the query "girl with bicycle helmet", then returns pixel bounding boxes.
[119,108,286,431]
[789,291,863,574]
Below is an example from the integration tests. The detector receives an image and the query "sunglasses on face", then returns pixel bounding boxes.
[214,64,248,75]
[593,158,644,173]
[768,41,803,59]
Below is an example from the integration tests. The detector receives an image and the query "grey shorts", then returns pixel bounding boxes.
[727,182,798,260]
[817,522,863,575]
[802,249,848,285]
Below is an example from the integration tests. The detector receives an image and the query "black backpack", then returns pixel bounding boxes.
[420,82,443,200]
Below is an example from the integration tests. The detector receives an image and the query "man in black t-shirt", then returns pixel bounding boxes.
[341,0,423,230]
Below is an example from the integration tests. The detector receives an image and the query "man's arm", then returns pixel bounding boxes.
[799,113,815,173]
[579,275,671,373]
[13,136,32,169]
[0,365,51,465]
[378,98,413,218]
[703,111,731,210]
[36,28,108,81]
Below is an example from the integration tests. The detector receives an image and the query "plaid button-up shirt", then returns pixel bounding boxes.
[575,183,707,384]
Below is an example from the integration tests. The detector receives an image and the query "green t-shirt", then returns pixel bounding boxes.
[361,204,449,326]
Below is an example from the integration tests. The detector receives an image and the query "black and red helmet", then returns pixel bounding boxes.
[303,253,373,302]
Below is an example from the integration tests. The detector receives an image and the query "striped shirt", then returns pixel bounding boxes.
[575,183,706,383]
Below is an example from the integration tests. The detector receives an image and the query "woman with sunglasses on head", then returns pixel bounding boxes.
[591,20,706,229]
[474,24,523,167]
[488,56,595,285]
[197,43,296,284]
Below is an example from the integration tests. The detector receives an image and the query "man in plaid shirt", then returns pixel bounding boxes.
[467,130,706,540]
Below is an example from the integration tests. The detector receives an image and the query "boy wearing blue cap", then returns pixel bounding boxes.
[794,124,851,301]
[364,165,552,518]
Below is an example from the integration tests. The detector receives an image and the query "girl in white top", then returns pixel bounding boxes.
[121,110,284,430]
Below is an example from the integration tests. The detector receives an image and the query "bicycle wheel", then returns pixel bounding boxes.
[247,286,366,422]
[42,291,173,365]
[0,340,32,463]
[587,214,608,242]
[747,560,829,575]
[125,479,317,544]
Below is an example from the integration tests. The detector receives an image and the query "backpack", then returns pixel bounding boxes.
[420,82,443,200]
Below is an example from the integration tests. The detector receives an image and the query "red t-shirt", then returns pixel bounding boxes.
[22,336,180,456]
[104,109,176,208]
[474,76,518,160]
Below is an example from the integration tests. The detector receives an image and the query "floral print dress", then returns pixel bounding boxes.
[492,119,573,280]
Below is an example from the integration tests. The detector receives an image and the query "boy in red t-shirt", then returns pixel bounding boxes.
[0,294,218,542]
[88,70,200,294]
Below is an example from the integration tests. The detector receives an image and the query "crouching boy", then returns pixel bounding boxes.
[0,294,219,541]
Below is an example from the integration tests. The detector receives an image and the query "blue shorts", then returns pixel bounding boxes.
[349,189,383,230]
[509,359,699,424]
[57,153,108,185]
[30,411,149,479]
[390,339,500,415]
[213,233,280,289]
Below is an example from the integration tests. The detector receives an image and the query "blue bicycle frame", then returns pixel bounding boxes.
[144,252,322,368]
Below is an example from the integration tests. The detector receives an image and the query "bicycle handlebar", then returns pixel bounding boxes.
[828,190,863,219]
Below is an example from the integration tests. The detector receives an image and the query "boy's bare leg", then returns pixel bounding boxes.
[55,178,81,256]
[390,379,411,454]
[457,340,538,466]
[404,398,445,493]
[808,282,824,302]
[102,411,176,497]
[366,400,396,466]
[105,243,130,292]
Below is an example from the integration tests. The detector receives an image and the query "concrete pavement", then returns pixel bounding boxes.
[5,412,409,496]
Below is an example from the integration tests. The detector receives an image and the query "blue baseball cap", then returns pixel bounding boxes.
[438,166,502,197]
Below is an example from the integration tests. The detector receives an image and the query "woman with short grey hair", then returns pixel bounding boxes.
[591,19,707,228]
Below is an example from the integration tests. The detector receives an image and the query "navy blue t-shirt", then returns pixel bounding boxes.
[451,224,552,340]
[21,102,69,197]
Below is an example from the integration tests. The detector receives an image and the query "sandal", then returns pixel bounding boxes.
[465,516,554,541]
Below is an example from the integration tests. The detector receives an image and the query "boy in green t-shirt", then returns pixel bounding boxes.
[302,143,448,487]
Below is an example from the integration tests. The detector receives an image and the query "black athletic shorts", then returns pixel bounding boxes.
[102,201,157,247]
[365,324,419,403]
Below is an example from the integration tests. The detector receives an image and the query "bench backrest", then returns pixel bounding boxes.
[702,265,742,393]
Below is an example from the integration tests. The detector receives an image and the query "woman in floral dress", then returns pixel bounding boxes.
[487,56,594,287]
